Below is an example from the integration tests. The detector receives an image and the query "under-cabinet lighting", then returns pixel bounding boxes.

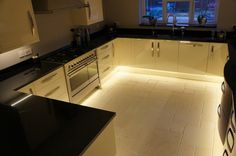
[11,94,33,107]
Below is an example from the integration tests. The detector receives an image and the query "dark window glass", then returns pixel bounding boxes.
[145,0,163,20]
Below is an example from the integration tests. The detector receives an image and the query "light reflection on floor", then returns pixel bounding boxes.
[81,71,224,156]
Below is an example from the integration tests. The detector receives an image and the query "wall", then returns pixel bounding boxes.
[102,0,140,27]
[0,9,104,70]
[102,0,236,30]
[32,10,74,56]
[217,0,236,30]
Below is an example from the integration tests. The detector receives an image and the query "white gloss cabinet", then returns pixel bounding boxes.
[113,38,134,66]
[97,41,114,81]
[18,67,69,102]
[156,40,179,72]
[71,0,103,26]
[178,41,209,75]
[0,0,39,53]
[132,39,156,69]
[207,43,228,76]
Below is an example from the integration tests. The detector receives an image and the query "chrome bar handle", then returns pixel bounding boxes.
[151,42,154,57]
[157,42,160,57]
[44,86,60,97]
[112,42,115,57]
[41,73,57,83]
[217,104,221,117]
[27,11,35,35]
[87,2,91,20]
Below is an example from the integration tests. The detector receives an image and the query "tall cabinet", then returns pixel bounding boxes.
[0,0,39,53]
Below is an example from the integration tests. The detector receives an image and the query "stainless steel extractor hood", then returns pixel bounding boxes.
[31,0,88,14]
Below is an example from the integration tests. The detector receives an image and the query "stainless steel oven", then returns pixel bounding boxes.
[64,50,100,103]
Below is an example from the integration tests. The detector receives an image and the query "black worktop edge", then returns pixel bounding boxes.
[79,112,116,156]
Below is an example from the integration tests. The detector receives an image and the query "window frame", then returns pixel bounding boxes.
[141,0,218,25]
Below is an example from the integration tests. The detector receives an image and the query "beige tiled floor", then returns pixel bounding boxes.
[81,71,224,156]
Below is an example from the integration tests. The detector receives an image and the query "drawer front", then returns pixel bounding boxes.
[97,43,114,59]
[99,65,113,80]
[35,78,69,101]
[34,67,65,90]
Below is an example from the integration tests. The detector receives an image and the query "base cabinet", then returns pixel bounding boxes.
[97,41,114,82]
[178,41,209,75]
[18,67,69,102]
[113,38,134,66]
[156,40,179,72]
[82,120,116,156]
[132,39,156,69]
[207,43,228,76]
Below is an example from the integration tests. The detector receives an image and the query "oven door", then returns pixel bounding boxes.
[67,65,89,97]
[87,59,99,83]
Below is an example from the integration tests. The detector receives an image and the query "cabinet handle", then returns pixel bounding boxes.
[231,110,236,133]
[151,42,154,57]
[27,11,35,35]
[157,42,160,57]
[101,45,109,50]
[87,2,91,20]
[217,104,221,117]
[41,73,57,83]
[180,41,203,47]
[29,88,34,94]
[112,42,115,57]
[44,86,60,97]
[223,150,229,156]
[211,46,214,53]
[227,128,234,153]
[221,82,225,93]
[102,66,111,73]
[102,54,110,60]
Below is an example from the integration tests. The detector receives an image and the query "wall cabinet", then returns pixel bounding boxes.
[0,0,39,53]
[178,41,209,75]
[113,38,134,66]
[71,0,103,26]
[207,43,228,76]
[97,41,114,81]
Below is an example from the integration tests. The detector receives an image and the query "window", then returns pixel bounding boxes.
[142,0,218,25]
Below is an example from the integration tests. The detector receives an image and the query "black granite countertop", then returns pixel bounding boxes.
[0,52,115,155]
[1,26,236,156]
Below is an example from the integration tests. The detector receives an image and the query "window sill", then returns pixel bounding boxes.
[139,23,217,29]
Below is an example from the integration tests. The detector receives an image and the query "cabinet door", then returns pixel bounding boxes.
[0,0,39,53]
[18,83,35,95]
[156,40,179,72]
[71,0,103,25]
[113,38,133,66]
[207,43,228,76]
[132,39,156,69]
[179,41,209,74]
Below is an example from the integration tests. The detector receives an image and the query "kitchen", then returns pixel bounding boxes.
[1,0,236,156]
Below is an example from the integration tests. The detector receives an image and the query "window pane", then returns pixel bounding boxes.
[145,0,163,21]
[194,0,217,23]
[167,1,190,24]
